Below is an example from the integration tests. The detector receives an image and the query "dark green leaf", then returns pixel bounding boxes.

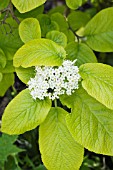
[0,0,10,10]
[14,5,44,19]
[0,61,15,73]
[0,134,22,167]
[65,42,97,66]
[51,12,68,32]
[37,14,59,37]
[0,48,6,68]
[0,18,23,60]
[48,5,66,15]
[0,73,14,96]
[68,11,90,31]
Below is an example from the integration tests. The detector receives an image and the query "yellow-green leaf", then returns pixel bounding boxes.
[39,107,84,170]
[84,7,113,52]
[60,87,113,155]
[46,30,67,48]
[15,67,35,84]
[1,89,51,134]
[19,18,41,43]
[80,63,113,110]
[13,39,66,68]
[12,0,46,13]
[65,42,97,66]
[66,0,82,10]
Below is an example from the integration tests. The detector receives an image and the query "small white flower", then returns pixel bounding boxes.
[28,60,81,100]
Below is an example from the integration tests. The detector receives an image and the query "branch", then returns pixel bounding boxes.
[8,2,20,24]
[0,1,20,25]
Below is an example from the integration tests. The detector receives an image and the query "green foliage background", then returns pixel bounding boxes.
[0,0,113,170]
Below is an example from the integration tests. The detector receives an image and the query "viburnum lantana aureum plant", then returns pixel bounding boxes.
[1,0,113,169]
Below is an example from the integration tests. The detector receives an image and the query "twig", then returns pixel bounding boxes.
[0,1,20,25]
[8,2,20,24]
[69,26,86,43]
[0,1,20,34]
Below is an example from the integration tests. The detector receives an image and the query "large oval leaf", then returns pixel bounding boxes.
[39,107,84,170]
[84,7,113,52]
[65,42,97,66]
[1,89,51,134]
[12,0,46,13]
[80,63,113,110]
[65,0,82,10]
[60,87,113,155]
[19,18,41,43]
[13,39,66,68]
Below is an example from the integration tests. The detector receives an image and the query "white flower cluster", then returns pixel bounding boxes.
[28,60,81,100]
